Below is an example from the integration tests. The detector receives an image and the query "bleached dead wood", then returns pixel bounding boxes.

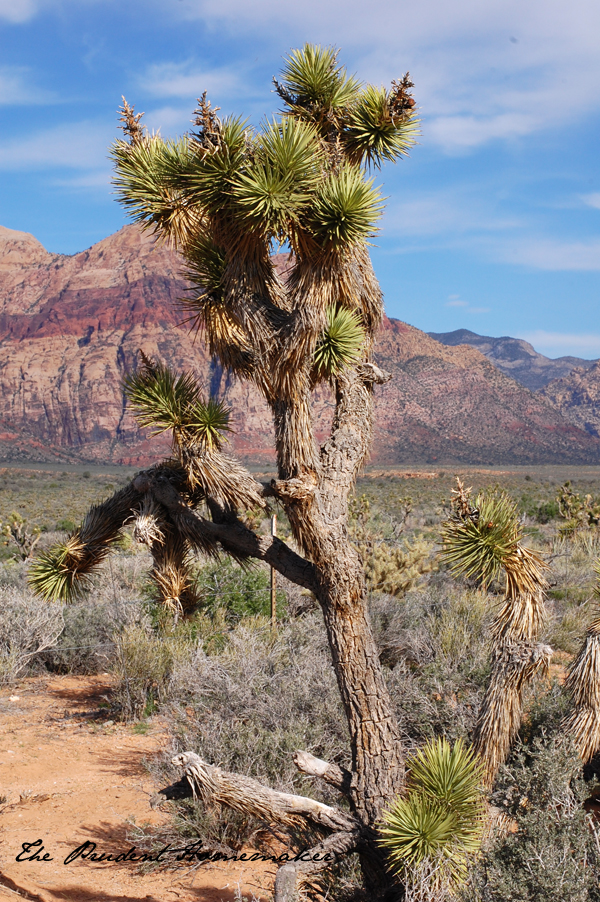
[172,752,359,833]
[293,750,352,795]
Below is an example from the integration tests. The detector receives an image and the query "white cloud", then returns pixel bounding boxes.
[582,193,600,210]
[0,0,37,23]
[384,187,523,239]
[503,238,600,271]
[446,300,468,307]
[51,170,112,189]
[0,121,111,171]
[169,0,600,153]
[0,66,56,105]
[139,61,245,100]
[519,330,600,358]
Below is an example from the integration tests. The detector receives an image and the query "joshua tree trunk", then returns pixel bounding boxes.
[271,365,406,821]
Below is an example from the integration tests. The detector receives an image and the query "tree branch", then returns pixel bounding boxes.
[171,752,359,833]
[274,829,362,902]
[318,361,392,514]
[293,750,353,796]
[133,469,319,592]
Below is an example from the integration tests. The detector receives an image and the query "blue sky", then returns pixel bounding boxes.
[1,0,599,358]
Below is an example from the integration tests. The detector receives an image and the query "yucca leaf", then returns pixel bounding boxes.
[379,737,485,887]
[125,356,232,451]
[111,136,198,244]
[408,737,485,829]
[308,165,384,247]
[124,359,201,436]
[313,305,365,377]
[28,539,90,602]
[379,795,458,868]
[344,84,419,167]
[184,115,250,215]
[276,44,361,119]
[259,117,322,181]
[442,491,522,588]
[184,397,232,450]
[183,232,227,301]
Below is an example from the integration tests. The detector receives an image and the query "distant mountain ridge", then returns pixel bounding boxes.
[0,223,598,466]
[428,328,598,391]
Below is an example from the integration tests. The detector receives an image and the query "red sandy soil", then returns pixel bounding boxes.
[0,675,275,902]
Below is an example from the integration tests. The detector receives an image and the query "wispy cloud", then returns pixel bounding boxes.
[519,330,600,358]
[445,296,489,314]
[582,192,600,210]
[172,0,600,153]
[139,61,246,100]
[0,121,111,171]
[0,0,37,23]
[384,187,523,239]
[0,66,56,105]
[502,237,600,271]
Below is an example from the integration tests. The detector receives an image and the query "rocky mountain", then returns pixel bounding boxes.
[428,328,598,391]
[0,223,598,466]
[540,363,600,439]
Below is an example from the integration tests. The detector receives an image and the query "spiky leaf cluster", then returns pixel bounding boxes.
[313,305,365,377]
[379,737,484,887]
[28,538,91,602]
[124,355,231,452]
[274,44,362,132]
[344,83,420,167]
[275,45,419,168]
[309,164,384,247]
[442,490,523,589]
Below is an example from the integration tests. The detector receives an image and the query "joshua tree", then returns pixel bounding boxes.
[442,480,551,786]
[30,45,419,899]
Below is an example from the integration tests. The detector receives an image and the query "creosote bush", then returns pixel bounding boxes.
[462,735,600,902]
[0,586,64,684]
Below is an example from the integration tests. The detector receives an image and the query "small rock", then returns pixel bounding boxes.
[9,696,20,702]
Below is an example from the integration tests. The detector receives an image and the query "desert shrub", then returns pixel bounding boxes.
[192,558,286,621]
[145,612,348,848]
[557,482,600,537]
[350,493,436,596]
[0,559,29,589]
[112,621,193,719]
[165,613,348,793]
[0,586,64,684]
[364,537,437,597]
[39,599,119,674]
[462,735,600,902]
[380,738,485,902]
[371,585,492,746]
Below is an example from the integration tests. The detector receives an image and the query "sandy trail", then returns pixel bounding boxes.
[0,675,274,902]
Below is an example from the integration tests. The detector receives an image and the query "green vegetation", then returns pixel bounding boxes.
[380,738,485,895]
[5,458,600,897]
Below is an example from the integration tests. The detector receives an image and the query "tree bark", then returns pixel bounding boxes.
[268,362,405,897]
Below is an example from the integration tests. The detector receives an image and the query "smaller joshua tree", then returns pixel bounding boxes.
[442,479,551,786]
[379,738,485,902]
[562,562,600,763]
